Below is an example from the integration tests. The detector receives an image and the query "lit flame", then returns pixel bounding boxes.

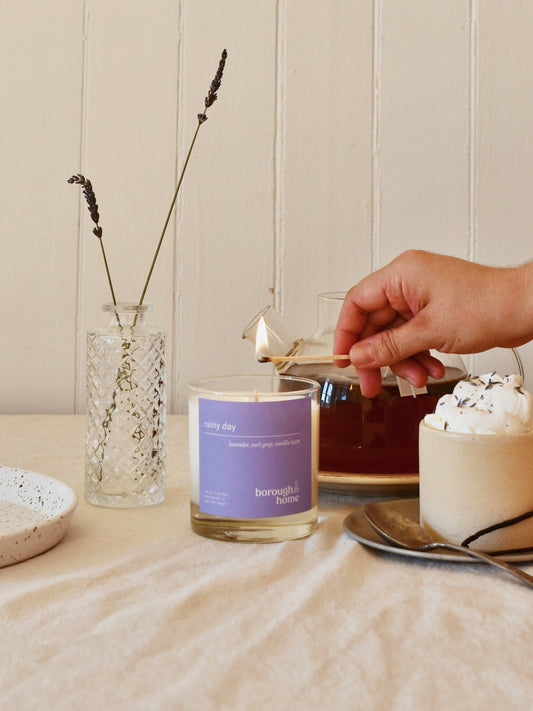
[255,316,269,360]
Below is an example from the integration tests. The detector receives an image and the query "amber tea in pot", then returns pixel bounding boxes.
[286,364,464,474]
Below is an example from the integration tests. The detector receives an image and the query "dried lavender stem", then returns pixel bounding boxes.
[68,173,118,307]
[99,238,118,306]
[137,49,227,308]
[138,121,202,307]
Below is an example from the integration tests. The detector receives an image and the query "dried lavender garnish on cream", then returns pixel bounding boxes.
[424,373,533,434]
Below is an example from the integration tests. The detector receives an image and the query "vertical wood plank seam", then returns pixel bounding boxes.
[74,1,91,414]
[371,0,382,272]
[273,0,287,313]
[468,0,479,264]
[468,0,479,378]
[173,0,185,414]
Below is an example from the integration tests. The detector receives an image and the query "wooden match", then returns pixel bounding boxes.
[258,354,351,363]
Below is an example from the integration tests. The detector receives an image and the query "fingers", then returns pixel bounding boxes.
[389,353,444,387]
[333,298,370,367]
[334,289,400,368]
[333,256,446,393]
[356,368,383,398]
[347,314,433,370]
[414,352,446,379]
[334,327,359,368]
[356,353,445,398]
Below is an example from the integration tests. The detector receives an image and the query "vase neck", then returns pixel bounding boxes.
[103,302,152,327]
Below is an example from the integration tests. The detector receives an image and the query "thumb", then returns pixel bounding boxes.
[348,317,432,369]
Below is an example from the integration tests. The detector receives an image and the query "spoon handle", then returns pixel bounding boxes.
[425,542,533,588]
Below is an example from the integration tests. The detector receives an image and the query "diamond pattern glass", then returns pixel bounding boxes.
[85,304,166,507]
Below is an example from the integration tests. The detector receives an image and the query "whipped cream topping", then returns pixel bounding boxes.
[424,373,533,434]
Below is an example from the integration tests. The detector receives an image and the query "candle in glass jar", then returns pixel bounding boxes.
[188,375,319,542]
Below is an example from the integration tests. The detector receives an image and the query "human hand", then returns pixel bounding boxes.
[334,250,531,397]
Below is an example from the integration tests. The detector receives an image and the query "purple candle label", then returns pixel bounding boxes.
[198,396,313,518]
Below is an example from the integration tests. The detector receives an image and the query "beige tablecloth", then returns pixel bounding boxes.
[1,415,532,711]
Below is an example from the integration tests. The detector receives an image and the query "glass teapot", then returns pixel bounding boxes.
[243,292,469,478]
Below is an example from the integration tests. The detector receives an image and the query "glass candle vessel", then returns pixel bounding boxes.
[85,303,166,507]
[189,375,319,542]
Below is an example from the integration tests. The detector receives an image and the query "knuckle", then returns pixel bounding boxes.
[377,330,402,364]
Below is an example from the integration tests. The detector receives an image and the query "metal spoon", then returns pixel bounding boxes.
[363,501,533,588]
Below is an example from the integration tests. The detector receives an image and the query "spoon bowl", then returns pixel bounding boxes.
[364,500,533,588]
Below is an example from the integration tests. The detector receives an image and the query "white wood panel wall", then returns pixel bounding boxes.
[0,0,532,415]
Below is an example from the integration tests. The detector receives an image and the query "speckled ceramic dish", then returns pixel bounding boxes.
[0,466,77,567]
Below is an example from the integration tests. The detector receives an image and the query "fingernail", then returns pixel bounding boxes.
[349,342,376,367]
